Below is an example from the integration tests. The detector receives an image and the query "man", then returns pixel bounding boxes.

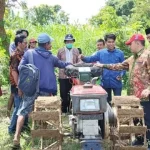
[13,33,71,148]
[8,34,28,134]
[9,29,29,55]
[96,39,105,51]
[79,34,125,104]
[57,34,80,113]
[95,34,150,148]
[92,39,105,56]
[7,29,29,119]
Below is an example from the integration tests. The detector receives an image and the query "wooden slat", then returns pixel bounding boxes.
[119,126,147,134]
[31,129,62,139]
[118,109,144,117]
[31,111,60,121]
[112,96,141,106]
[35,96,61,109]
[119,146,147,150]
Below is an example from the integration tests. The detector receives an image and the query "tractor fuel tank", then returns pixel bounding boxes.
[70,84,107,115]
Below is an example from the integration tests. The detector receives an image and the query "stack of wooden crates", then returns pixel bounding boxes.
[31,96,62,150]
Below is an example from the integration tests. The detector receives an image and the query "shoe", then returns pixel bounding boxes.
[11,144,21,150]
[132,136,144,146]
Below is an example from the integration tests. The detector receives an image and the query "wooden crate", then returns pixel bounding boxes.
[31,96,62,150]
[111,96,147,149]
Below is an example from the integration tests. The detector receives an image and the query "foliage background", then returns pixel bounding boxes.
[0,0,150,89]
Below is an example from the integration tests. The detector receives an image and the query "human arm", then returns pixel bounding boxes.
[79,51,100,63]
[141,53,150,98]
[54,56,71,68]
[95,59,129,71]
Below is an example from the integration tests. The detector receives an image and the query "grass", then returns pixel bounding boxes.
[0,86,127,150]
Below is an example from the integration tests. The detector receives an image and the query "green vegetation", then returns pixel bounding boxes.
[0,0,149,149]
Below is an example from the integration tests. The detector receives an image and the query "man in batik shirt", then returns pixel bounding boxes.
[94,34,150,148]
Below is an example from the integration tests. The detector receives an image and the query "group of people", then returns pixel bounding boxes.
[3,26,150,149]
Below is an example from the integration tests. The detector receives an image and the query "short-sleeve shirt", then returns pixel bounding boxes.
[9,49,24,86]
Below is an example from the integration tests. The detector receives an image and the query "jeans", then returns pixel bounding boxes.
[8,93,28,134]
[103,88,122,104]
[141,101,150,148]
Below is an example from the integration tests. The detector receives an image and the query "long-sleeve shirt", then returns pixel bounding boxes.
[103,49,150,99]
[82,48,126,88]
[19,47,70,94]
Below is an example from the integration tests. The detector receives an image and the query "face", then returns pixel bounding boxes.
[45,42,52,50]
[129,41,138,53]
[30,41,37,48]
[22,31,28,37]
[105,38,115,50]
[96,42,105,50]
[146,33,150,43]
[18,38,27,51]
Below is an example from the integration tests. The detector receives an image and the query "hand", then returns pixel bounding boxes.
[94,63,104,68]
[116,76,122,80]
[18,89,23,97]
[141,89,150,99]
[78,54,84,60]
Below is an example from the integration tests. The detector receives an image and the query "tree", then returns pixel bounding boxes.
[106,0,134,16]
[25,4,69,26]
[0,0,8,50]
[0,0,26,52]
[129,0,150,28]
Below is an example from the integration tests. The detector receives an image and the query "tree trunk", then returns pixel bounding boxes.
[0,0,9,52]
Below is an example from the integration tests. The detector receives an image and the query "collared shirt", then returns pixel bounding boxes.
[9,49,24,86]
[104,49,150,99]
[82,48,125,88]
[65,47,73,63]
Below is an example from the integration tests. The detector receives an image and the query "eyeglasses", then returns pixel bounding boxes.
[30,42,37,44]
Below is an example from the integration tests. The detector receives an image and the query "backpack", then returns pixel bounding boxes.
[18,50,40,96]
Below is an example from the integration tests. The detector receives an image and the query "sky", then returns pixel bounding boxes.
[26,0,106,24]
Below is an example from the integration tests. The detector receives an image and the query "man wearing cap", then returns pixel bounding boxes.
[12,33,71,148]
[94,34,150,148]
[57,34,80,113]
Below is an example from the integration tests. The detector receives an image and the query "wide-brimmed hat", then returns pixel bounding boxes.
[64,34,75,42]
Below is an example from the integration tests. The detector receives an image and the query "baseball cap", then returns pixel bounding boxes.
[64,34,75,42]
[125,34,145,45]
[29,38,37,43]
[38,33,54,43]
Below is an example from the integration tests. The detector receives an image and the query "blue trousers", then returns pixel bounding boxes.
[8,93,28,134]
[103,88,122,103]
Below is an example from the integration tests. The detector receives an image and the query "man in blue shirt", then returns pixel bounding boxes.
[79,34,125,104]
[12,33,71,148]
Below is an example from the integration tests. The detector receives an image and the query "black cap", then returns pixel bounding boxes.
[15,29,22,35]
[145,28,150,35]
[64,34,75,42]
